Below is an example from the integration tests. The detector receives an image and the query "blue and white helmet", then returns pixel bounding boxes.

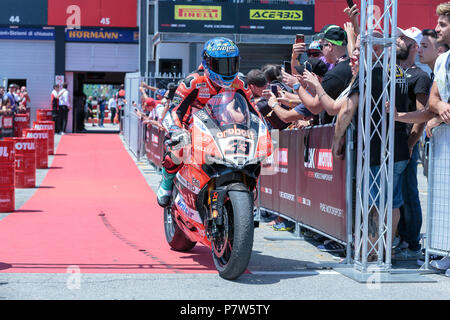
[202,37,240,88]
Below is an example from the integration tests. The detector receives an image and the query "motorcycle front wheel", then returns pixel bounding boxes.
[212,185,254,280]
[164,205,196,252]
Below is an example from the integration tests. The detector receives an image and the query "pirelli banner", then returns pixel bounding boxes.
[158,1,315,35]
[260,125,347,242]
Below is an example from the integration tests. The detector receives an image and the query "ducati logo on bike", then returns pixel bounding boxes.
[216,125,256,140]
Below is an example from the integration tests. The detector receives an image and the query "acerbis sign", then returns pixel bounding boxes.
[249,9,303,21]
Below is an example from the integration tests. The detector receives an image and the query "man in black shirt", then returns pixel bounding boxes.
[295,25,353,124]
[332,39,410,260]
[395,27,432,260]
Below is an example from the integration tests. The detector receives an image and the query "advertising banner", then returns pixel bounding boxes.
[260,126,347,242]
[1,115,15,138]
[145,125,165,168]
[237,3,315,35]
[158,1,236,34]
[65,28,139,43]
[277,130,296,217]
[0,28,55,41]
[158,1,315,35]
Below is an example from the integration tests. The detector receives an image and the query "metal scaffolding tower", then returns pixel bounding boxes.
[336,0,434,283]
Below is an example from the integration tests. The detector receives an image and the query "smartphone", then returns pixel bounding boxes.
[346,0,355,8]
[283,61,292,75]
[304,61,313,72]
[271,84,278,96]
[295,34,304,44]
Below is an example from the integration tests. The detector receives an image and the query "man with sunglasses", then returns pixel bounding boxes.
[306,40,334,72]
[294,25,353,125]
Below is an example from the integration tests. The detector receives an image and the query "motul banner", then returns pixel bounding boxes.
[260,125,347,242]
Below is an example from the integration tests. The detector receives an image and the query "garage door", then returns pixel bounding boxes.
[0,40,55,119]
[66,43,139,72]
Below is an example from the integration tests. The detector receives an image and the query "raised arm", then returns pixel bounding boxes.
[429,81,450,124]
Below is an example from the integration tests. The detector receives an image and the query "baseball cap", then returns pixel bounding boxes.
[156,88,166,97]
[397,27,423,45]
[307,40,323,53]
[320,25,348,46]
[294,58,328,78]
[145,97,156,108]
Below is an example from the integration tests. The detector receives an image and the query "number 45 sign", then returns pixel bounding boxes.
[48,0,137,28]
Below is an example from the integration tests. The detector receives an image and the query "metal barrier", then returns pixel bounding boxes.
[124,72,144,160]
[122,72,185,161]
[143,72,186,99]
[425,124,450,266]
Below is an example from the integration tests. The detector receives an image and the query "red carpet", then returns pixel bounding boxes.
[0,134,216,274]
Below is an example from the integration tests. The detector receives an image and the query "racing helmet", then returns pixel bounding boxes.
[202,37,240,88]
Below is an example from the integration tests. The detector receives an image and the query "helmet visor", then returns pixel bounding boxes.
[207,56,240,77]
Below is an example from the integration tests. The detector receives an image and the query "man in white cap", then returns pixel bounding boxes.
[393,26,432,261]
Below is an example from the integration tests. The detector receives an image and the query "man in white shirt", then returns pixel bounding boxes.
[108,96,117,125]
[429,3,450,123]
[427,1,450,276]
[57,83,70,134]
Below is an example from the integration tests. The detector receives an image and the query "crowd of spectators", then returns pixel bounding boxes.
[0,83,30,116]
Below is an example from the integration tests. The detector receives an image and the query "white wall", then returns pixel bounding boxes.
[66,43,139,72]
[155,43,190,74]
[0,40,55,122]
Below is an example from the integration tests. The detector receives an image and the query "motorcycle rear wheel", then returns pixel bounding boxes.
[164,205,196,252]
[212,186,254,280]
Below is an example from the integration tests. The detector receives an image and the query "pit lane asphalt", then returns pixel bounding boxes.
[0,131,449,300]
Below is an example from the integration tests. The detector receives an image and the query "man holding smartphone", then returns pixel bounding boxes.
[291,34,307,76]
[296,25,353,124]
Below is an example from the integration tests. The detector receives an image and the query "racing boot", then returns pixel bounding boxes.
[157,168,176,208]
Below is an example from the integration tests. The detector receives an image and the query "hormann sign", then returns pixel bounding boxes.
[65,28,138,43]
[158,1,315,35]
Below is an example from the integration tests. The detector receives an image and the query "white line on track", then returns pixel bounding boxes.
[250,270,340,276]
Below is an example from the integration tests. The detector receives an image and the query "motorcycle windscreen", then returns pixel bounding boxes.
[204,91,251,128]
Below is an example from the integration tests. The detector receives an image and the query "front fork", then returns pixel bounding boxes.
[205,175,252,241]
[206,179,228,240]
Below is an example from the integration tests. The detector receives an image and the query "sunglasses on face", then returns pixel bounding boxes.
[307,52,322,58]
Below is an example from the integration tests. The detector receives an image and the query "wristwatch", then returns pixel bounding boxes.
[293,83,301,91]
[270,103,279,109]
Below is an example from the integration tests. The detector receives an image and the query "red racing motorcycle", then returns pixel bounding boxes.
[163,91,272,280]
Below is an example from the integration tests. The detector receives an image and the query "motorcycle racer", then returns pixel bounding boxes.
[157,37,254,207]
